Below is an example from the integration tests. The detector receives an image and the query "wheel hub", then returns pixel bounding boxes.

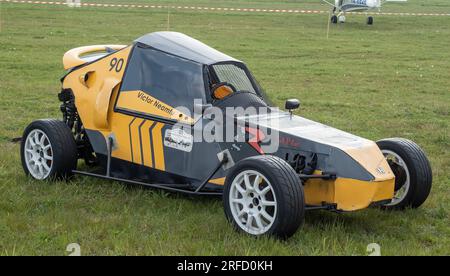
[382,150,411,206]
[24,129,54,180]
[229,170,277,235]
[388,159,407,191]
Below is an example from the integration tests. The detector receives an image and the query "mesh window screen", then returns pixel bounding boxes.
[212,64,256,93]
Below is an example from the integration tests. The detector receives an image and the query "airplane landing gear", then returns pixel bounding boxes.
[338,15,346,23]
[367,16,374,25]
[331,15,338,24]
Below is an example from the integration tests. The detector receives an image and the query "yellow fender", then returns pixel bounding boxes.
[94,77,121,129]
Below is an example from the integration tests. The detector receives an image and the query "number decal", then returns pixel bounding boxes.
[109,57,124,72]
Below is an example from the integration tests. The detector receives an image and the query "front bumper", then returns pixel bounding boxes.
[304,177,395,211]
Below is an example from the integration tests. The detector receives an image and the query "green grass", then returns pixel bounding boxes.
[0,0,449,255]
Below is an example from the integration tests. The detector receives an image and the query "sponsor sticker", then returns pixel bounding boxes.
[164,128,193,152]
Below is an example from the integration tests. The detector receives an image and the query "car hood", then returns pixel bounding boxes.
[237,111,370,150]
[235,111,393,181]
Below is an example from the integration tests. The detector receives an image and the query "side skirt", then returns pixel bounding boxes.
[72,170,223,196]
[73,170,342,211]
[73,139,229,196]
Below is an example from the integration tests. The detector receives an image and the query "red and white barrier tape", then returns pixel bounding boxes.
[1,0,450,17]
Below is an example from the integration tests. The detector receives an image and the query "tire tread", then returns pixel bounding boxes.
[377,138,432,209]
[21,119,77,180]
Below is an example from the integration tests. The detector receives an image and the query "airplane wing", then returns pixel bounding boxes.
[322,0,336,7]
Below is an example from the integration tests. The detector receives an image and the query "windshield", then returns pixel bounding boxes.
[209,62,272,105]
[212,63,256,93]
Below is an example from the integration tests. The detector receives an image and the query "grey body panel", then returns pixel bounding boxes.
[85,111,374,186]
[85,129,108,155]
[160,120,224,185]
[134,32,240,65]
[236,111,376,181]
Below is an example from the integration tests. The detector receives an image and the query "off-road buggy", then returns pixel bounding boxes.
[21,32,432,238]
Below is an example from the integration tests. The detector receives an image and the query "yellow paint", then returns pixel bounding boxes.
[63,45,126,70]
[63,46,132,132]
[140,120,154,168]
[116,90,194,125]
[94,77,121,129]
[152,123,166,171]
[344,141,394,181]
[209,177,226,186]
[303,178,335,205]
[104,114,134,162]
[304,177,395,211]
[130,118,144,164]
[80,71,97,88]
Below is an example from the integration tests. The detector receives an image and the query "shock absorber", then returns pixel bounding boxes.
[58,88,77,129]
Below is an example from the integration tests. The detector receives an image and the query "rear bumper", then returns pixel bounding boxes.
[304,177,395,211]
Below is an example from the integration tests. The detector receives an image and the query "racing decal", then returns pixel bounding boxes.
[129,117,143,164]
[109,57,124,73]
[280,136,300,148]
[128,117,165,171]
[151,123,166,171]
[245,127,266,154]
[164,128,193,153]
[140,120,155,168]
[116,90,194,124]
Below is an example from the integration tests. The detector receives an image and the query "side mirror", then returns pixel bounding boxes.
[285,99,300,115]
[212,83,236,100]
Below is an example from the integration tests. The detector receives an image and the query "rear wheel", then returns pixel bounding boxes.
[21,119,77,180]
[377,138,432,209]
[224,155,305,239]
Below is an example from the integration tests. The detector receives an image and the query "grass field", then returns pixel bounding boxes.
[0,0,449,256]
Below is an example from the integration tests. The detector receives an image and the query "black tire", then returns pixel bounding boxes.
[376,138,432,209]
[21,119,78,180]
[367,16,374,25]
[331,15,338,24]
[223,155,305,239]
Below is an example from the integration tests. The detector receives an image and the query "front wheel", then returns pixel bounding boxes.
[377,138,432,209]
[21,119,78,180]
[223,155,305,239]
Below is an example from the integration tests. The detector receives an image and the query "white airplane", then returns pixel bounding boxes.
[323,0,407,25]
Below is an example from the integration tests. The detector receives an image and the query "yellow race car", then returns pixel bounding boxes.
[20,32,432,238]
